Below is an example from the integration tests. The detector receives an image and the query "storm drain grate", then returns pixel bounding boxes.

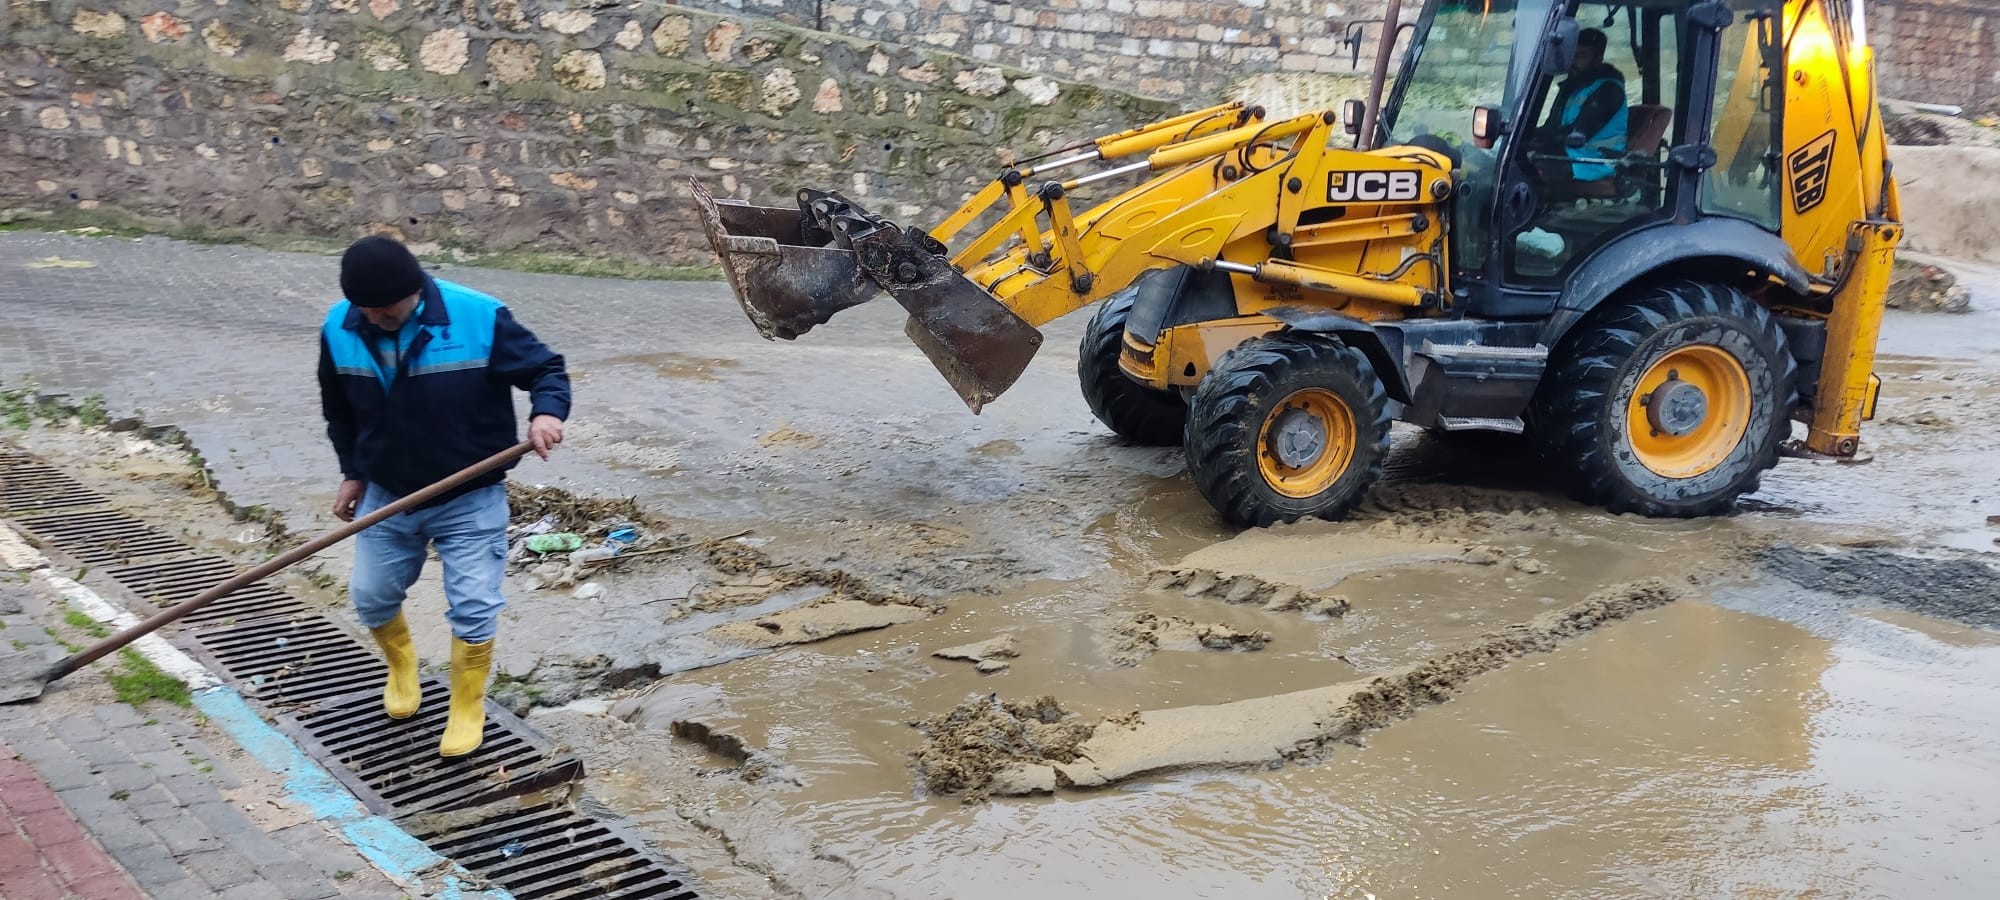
[415,803,700,899]
[105,556,309,626]
[183,615,385,707]
[12,509,190,565]
[279,678,584,819]
[0,461,105,513]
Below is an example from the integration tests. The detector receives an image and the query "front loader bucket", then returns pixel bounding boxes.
[843,221,1045,413]
[690,179,1044,412]
[691,179,879,340]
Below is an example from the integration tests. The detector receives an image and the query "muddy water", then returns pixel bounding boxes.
[582,581,2000,899]
[555,482,2000,897]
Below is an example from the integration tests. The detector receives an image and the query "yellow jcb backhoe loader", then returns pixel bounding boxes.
[694,0,1898,527]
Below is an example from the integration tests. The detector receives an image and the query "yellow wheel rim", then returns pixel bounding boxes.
[1256,388,1358,498]
[1626,344,1752,479]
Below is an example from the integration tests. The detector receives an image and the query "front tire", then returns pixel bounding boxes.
[1185,334,1392,527]
[1534,281,1797,516]
[1078,289,1186,446]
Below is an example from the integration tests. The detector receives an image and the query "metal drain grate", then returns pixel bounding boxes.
[183,615,385,707]
[0,461,105,513]
[415,803,699,899]
[106,556,309,626]
[12,509,190,565]
[280,678,584,819]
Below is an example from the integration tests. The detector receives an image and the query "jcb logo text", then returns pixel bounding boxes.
[1327,170,1421,203]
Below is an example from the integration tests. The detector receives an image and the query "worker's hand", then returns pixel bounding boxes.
[529,414,566,460]
[334,479,365,523]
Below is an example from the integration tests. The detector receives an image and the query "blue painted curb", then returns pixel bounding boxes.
[193,686,512,900]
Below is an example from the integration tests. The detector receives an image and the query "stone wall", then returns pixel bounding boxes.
[679,0,1401,101]
[1872,0,2000,110]
[0,1,1177,263]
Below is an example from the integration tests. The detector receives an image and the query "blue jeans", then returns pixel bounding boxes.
[349,483,509,643]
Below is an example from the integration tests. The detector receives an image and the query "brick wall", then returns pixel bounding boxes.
[1871,0,2000,110]
[0,1,1176,263]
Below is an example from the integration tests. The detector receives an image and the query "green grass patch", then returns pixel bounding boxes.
[109,648,192,707]
[63,609,110,639]
[76,394,108,428]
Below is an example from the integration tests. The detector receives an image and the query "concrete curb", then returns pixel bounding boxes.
[0,522,512,900]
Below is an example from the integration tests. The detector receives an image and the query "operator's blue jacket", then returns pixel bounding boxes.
[318,275,570,508]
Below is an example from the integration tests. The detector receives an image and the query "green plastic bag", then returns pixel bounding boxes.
[525,532,584,554]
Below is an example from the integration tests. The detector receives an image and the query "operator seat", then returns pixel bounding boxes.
[1568,103,1675,200]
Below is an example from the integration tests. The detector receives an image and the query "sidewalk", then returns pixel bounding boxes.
[0,578,406,899]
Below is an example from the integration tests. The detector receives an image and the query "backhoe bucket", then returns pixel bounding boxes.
[691,179,879,340]
[690,180,1044,412]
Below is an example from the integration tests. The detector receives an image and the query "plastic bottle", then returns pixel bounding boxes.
[570,546,619,565]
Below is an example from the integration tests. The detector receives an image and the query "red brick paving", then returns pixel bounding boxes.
[0,744,144,900]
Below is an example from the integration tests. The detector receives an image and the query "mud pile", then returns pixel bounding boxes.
[962,579,1681,797]
[1886,261,1973,314]
[912,695,1094,800]
[1145,568,1348,616]
[1318,578,1681,741]
[1106,613,1272,666]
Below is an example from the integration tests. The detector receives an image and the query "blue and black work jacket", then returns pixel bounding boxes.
[317,275,570,509]
[1549,62,1629,181]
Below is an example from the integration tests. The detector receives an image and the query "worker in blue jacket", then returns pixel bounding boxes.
[318,236,570,757]
[1536,27,1628,191]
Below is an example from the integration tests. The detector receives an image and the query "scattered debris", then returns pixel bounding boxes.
[1885,261,1973,313]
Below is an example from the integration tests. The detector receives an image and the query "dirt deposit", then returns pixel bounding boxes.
[984,579,1682,795]
[1144,566,1327,611]
[705,598,930,650]
[1104,613,1272,666]
[1763,545,2000,628]
[932,635,1020,673]
[912,695,1095,800]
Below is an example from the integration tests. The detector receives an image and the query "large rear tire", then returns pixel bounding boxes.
[1534,281,1797,516]
[1185,333,1392,527]
[1079,289,1186,446]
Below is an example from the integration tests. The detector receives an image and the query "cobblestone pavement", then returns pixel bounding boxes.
[0,231,1174,595]
[1,580,404,899]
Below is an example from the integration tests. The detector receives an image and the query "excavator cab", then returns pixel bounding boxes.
[695,0,1898,528]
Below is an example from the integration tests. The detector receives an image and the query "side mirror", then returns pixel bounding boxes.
[1342,99,1365,137]
[1543,17,1579,75]
[1471,105,1504,149]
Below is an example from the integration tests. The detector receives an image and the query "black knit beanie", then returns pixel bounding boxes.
[340,236,427,308]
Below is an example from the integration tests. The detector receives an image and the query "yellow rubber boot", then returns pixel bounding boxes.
[367,612,421,720]
[439,636,493,757]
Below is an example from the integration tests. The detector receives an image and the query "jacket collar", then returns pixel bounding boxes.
[343,275,450,331]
